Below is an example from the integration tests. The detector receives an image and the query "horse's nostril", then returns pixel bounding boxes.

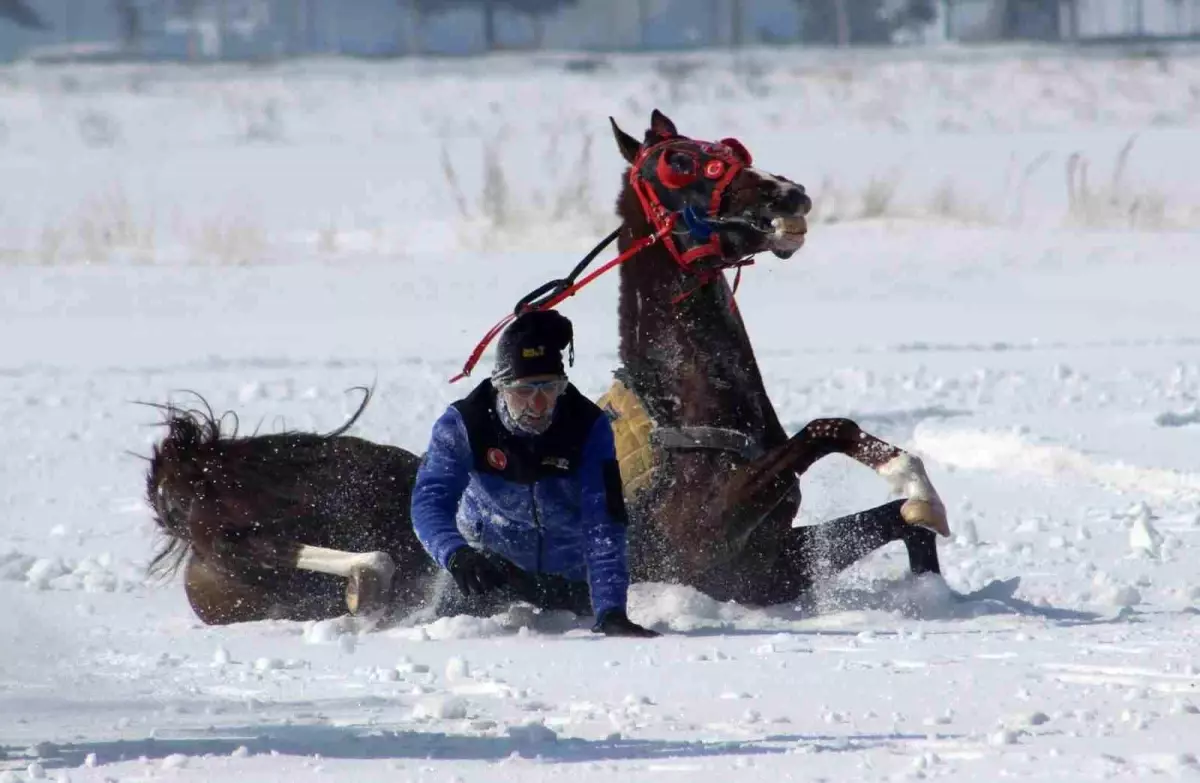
[779,186,809,215]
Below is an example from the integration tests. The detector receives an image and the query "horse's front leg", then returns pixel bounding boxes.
[787,418,950,538]
[713,418,948,549]
[692,434,827,560]
[658,419,948,575]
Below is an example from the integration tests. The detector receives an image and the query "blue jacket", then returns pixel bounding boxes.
[410,381,630,618]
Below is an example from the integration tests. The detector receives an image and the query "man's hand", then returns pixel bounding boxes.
[446,547,506,597]
[592,608,660,638]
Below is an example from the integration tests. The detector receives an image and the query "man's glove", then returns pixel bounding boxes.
[446,547,507,597]
[591,608,660,638]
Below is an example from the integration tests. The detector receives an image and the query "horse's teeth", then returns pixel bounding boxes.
[771,216,808,236]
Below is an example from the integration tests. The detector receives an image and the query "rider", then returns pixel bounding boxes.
[410,308,659,638]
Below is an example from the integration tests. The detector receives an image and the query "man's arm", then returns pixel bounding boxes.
[411,407,474,568]
[578,415,632,618]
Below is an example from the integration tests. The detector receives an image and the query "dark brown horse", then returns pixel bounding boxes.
[602,110,946,606]
[144,109,949,626]
[145,389,437,625]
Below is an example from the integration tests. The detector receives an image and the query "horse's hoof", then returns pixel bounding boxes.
[901,498,950,538]
[879,453,949,537]
[346,566,386,616]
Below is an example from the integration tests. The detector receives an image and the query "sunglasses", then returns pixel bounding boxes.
[501,378,569,401]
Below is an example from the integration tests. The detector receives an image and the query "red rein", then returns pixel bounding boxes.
[448,217,676,383]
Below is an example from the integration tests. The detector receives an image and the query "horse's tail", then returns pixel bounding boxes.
[143,388,376,580]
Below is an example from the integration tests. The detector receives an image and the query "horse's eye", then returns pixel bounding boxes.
[666,151,694,174]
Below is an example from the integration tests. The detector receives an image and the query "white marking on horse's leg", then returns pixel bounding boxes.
[294,545,395,582]
[877,453,950,537]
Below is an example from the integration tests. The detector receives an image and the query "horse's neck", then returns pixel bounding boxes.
[616,237,773,434]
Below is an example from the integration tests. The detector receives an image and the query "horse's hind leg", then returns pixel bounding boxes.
[209,534,397,616]
[292,545,397,616]
[185,553,349,625]
[183,553,279,625]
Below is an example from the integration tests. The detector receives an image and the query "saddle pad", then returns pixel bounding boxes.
[595,379,658,502]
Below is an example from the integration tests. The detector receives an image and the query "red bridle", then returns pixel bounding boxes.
[627,132,754,274]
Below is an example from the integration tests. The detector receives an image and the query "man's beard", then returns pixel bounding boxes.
[498,396,555,435]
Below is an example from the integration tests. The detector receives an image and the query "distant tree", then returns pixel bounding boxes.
[795,0,936,45]
[1000,0,1061,41]
[905,0,937,26]
[113,0,143,52]
[730,0,744,46]
[400,0,493,50]
[896,0,937,41]
[398,0,424,55]
[503,0,578,15]
[502,0,580,48]
[480,0,497,50]
[418,0,578,50]
[0,0,49,30]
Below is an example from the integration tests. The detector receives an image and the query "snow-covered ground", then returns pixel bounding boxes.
[2,46,1199,782]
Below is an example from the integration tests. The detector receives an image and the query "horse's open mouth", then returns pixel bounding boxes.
[769,215,807,254]
[771,215,807,239]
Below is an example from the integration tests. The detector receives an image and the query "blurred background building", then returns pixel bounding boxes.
[1,0,1199,63]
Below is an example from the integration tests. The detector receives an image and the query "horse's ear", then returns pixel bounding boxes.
[649,109,678,139]
[610,116,641,164]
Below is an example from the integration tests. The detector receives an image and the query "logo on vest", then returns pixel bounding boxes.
[486,448,508,470]
[541,456,570,471]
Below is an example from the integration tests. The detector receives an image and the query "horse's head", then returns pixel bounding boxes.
[611,109,811,268]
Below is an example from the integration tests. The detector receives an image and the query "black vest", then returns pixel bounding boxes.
[453,379,603,485]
